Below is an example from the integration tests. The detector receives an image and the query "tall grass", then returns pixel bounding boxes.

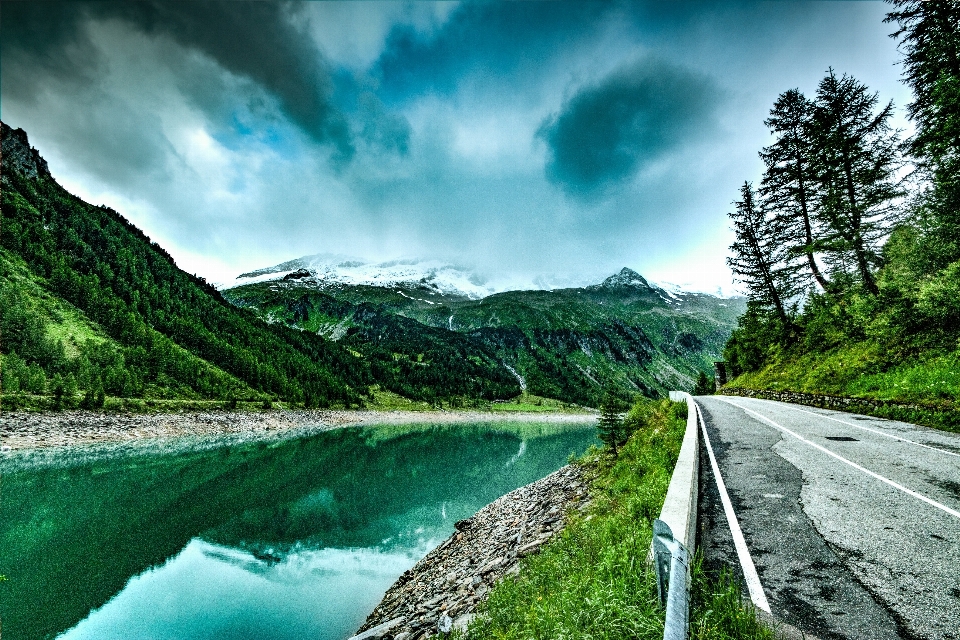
[463,400,774,640]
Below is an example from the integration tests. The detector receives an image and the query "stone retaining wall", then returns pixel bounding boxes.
[352,464,590,640]
[720,387,950,413]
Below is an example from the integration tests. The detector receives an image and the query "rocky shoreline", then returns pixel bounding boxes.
[0,409,595,452]
[351,464,591,640]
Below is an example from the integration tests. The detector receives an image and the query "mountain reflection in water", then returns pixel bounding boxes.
[0,421,596,640]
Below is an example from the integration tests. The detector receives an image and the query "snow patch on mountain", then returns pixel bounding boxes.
[652,280,741,299]
[221,254,743,301]
[223,254,497,299]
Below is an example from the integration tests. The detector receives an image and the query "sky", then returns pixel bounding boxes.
[0,1,914,294]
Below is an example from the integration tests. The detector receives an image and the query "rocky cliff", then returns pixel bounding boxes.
[1,121,51,182]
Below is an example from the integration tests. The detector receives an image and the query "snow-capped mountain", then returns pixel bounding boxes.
[222,259,747,402]
[652,280,741,299]
[224,254,497,299]
[222,255,742,302]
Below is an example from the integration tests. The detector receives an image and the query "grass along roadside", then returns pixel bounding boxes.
[724,343,960,432]
[460,399,774,640]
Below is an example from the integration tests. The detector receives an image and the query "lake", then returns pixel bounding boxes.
[0,420,597,640]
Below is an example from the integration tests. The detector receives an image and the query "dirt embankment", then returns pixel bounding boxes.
[351,464,590,640]
[0,409,596,451]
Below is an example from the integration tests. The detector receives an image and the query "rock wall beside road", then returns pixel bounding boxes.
[720,387,955,416]
[353,464,591,640]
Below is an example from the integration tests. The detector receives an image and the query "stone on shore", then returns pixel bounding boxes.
[352,463,590,640]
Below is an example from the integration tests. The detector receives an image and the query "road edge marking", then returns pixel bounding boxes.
[718,398,960,520]
[695,401,771,613]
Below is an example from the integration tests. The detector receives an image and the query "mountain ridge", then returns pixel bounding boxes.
[223,261,746,405]
[225,254,740,304]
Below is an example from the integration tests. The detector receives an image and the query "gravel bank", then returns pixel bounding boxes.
[352,464,590,640]
[0,409,596,452]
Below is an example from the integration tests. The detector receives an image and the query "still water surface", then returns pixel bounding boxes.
[0,421,596,640]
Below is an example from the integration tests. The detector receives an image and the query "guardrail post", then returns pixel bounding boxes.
[653,519,690,640]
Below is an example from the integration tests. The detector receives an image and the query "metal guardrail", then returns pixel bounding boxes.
[654,391,700,640]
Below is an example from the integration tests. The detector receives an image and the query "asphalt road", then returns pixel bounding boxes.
[696,396,960,640]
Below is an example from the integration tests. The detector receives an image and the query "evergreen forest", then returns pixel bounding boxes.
[0,126,520,410]
[723,0,960,429]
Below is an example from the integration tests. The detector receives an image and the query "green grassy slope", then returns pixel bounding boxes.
[722,271,960,431]
[0,122,519,409]
[464,399,773,639]
[722,229,960,431]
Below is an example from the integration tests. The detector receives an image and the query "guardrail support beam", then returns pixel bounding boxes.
[654,391,700,640]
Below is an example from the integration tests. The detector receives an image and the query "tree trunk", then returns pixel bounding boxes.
[748,216,791,326]
[794,153,830,290]
[842,152,879,294]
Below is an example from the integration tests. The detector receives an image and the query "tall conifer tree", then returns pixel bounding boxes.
[886,0,960,267]
[761,89,831,290]
[811,70,903,294]
[727,182,803,327]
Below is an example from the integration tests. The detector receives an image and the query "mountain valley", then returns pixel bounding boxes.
[1,121,743,410]
[223,261,745,407]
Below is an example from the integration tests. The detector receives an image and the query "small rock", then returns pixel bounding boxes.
[345,616,406,640]
[438,613,453,634]
[517,540,543,556]
[480,557,503,574]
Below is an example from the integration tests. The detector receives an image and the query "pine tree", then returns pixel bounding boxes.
[597,392,627,454]
[811,70,904,294]
[885,0,960,268]
[760,89,831,291]
[886,0,960,168]
[727,182,804,328]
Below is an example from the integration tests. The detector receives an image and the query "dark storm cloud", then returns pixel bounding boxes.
[538,57,720,195]
[1,1,353,161]
[374,1,611,100]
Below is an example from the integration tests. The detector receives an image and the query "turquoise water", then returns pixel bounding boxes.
[0,421,596,640]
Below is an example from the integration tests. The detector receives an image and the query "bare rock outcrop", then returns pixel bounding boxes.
[1,121,51,181]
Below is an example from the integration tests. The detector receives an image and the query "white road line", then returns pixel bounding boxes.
[742,397,960,459]
[717,398,960,521]
[695,401,771,613]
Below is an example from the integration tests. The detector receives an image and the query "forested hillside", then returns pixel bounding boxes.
[721,0,960,429]
[0,118,742,412]
[0,122,519,409]
[224,267,744,407]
